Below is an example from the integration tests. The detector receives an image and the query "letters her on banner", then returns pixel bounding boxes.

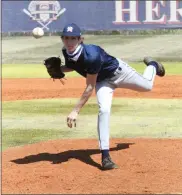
[114,1,182,25]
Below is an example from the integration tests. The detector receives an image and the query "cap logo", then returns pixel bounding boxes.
[67,26,73,32]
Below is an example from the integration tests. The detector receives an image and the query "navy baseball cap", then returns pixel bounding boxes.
[62,23,81,37]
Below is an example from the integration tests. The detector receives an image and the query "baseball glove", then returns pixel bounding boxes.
[44,57,65,79]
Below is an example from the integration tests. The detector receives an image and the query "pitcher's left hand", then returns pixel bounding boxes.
[67,110,78,128]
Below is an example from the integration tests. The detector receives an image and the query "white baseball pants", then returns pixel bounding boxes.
[95,59,156,150]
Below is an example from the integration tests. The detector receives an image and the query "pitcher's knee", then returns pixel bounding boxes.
[99,106,111,115]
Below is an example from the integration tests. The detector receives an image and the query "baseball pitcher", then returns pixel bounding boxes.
[44,23,165,170]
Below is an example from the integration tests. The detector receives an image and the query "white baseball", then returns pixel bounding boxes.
[32,27,44,39]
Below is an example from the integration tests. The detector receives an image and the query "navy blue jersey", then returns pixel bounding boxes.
[62,44,119,82]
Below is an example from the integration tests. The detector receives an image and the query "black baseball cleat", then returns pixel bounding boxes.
[143,57,165,77]
[102,156,119,170]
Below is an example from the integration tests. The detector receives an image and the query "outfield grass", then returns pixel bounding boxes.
[2,35,145,64]
[2,64,79,78]
[2,35,182,65]
[2,98,182,151]
[2,62,182,78]
[2,35,181,78]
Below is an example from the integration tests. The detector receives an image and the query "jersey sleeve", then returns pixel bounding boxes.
[85,46,102,75]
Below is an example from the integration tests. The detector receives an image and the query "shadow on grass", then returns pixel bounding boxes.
[11,143,134,170]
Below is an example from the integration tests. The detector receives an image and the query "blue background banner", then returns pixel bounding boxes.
[2,0,182,32]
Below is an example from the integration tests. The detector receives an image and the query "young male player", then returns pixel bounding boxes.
[44,23,165,170]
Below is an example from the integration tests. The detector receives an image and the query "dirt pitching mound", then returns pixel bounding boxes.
[2,139,182,194]
[2,76,182,101]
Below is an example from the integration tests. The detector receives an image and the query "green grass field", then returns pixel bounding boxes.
[2,98,182,150]
[2,35,182,78]
[2,35,182,64]
[2,62,182,78]
[2,35,182,151]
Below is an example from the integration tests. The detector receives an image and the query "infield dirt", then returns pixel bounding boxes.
[2,76,182,194]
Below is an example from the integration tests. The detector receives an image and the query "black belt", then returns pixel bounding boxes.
[108,66,122,78]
